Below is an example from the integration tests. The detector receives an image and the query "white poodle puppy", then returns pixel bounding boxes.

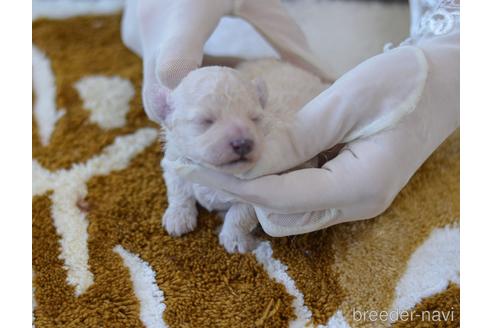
[160,59,326,253]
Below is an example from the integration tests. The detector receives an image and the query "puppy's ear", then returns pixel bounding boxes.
[252,77,268,109]
[144,84,174,124]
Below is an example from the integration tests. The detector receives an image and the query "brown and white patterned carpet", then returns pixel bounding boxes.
[32,7,459,328]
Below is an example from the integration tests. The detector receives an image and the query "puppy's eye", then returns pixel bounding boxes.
[201,118,215,126]
[251,116,263,124]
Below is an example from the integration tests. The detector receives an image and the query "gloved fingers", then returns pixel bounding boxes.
[121,0,142,56]
[237,46,429,180]
[154,0,234,89]
[246,140,399,214]
[254,206,345,237]
[172,129,405,215]
[136,0,235,122]
[127,0,332,87]
[137,0,234,89]
[141,53,170,123]
[234,0,335,82]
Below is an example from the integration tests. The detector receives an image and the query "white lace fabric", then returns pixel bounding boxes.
[408,0,460,42]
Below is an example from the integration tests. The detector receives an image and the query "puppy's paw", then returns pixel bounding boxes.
[219,227,258,254]
[163,206,198,236]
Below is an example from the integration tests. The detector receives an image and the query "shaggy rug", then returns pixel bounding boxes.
[32,3,459,328]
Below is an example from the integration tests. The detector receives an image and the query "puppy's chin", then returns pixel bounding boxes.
[217,159,257,175]
[197,158,257,175]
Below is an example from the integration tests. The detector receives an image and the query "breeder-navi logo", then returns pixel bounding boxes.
[352,308,456,323]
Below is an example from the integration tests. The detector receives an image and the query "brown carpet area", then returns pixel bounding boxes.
[32,15,459,328]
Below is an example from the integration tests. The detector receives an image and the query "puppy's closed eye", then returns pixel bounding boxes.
[193,117,215,131]
[251,114,263,124]
[201,118,215,126]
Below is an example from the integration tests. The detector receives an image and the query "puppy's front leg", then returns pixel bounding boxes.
[162,159,198,236]
[220,203,259,253]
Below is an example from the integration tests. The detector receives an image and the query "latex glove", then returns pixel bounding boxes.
[121,0,331,123]
[171,27,459,236]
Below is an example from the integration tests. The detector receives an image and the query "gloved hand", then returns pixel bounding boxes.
[121,0,331,123]
[170,7,460,236]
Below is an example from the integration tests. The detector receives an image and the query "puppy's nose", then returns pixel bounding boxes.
[230,139,254,156]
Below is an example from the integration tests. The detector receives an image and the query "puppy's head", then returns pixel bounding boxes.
[159,66,268,174]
